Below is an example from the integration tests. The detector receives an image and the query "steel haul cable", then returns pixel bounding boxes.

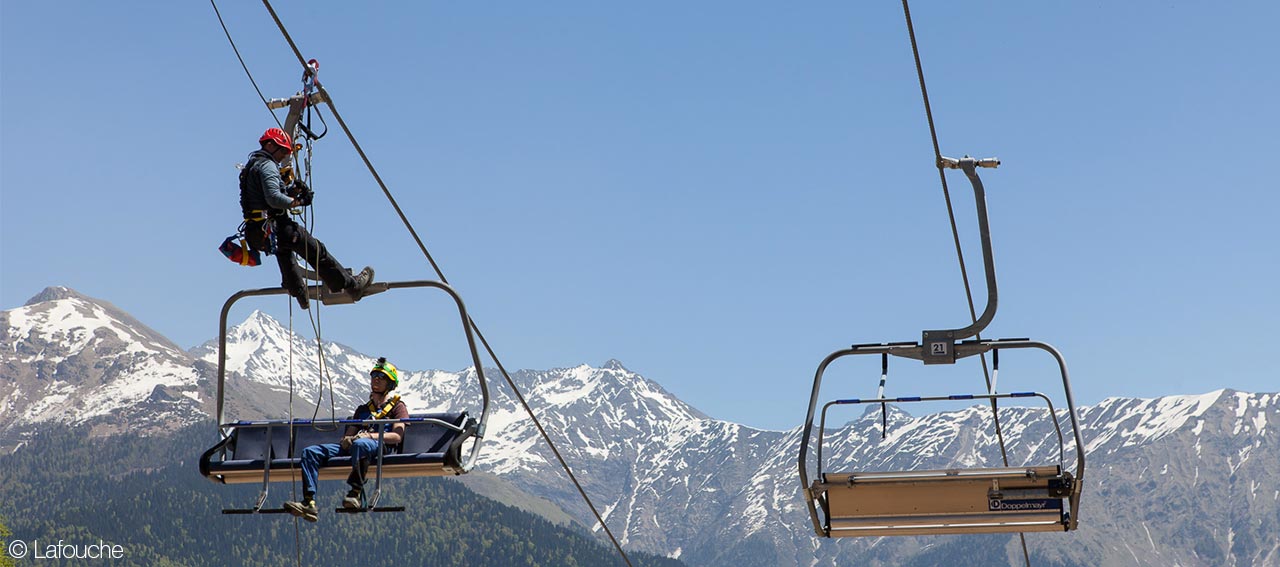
[241,2,635,565]
[899,1,1032,564]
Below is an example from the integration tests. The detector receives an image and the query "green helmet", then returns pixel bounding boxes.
[371,357,399,390]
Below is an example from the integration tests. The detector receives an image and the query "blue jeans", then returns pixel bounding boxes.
[299,437,382,496]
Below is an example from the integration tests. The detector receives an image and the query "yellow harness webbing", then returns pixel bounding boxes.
[238,237,252,266]
[366,394,402,420]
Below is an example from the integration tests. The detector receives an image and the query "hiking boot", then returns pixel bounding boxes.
[286,285,310,310]
[283,499,318,522]
[342,488,364,510]
[346,266,375,300]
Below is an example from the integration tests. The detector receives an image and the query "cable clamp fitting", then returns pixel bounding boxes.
[939,155,1001,170]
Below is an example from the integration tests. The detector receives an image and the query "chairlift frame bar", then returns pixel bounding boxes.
[797,339,1085,537]
[213,280,491,475]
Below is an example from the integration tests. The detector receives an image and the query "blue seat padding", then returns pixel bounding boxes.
[202,412,473,483]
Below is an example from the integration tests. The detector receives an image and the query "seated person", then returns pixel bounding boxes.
[284,357,408,522]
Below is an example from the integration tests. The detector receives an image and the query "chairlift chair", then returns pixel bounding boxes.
[796,158,1085,538]
[199,280,491,514]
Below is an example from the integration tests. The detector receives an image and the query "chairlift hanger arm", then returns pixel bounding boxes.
[921,156,1002,364]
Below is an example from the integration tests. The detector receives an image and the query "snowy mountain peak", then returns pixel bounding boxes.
[1,287,205,438]
[225,309,292,344]
[602,358,629,371]
[23,285,86,306]
[6,286,183,362]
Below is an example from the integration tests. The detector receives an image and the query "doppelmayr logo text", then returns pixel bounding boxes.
[6,539,126,560]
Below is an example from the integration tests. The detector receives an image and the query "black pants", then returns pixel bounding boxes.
[247,218,354,295]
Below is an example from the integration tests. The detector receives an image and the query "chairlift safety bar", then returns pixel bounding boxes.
[222,417,468,433]
[816,390,1068,477]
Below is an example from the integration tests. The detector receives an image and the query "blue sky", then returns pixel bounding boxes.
[2,2,1276,431]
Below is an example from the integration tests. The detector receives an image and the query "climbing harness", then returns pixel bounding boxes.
[364,394,403,421]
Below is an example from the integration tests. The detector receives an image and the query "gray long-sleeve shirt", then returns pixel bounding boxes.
[239,149,294,216]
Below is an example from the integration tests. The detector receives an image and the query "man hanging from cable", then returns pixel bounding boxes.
[284,357,409,522]
[238,127,373,309]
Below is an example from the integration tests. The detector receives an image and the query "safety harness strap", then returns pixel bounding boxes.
[366,394,403,420]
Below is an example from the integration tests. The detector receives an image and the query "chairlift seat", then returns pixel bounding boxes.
[814,465,1073,537]
[201,412,476,484]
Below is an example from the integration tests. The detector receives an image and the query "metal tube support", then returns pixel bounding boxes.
[798,348,857,536]
[990,348,1000,395]
[877,353,889,439]
[370,428,385,510]
[217,287,291,436]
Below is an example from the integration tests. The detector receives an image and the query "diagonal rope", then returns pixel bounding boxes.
[211,0,284,133]
[899,1,1031,564]
[257,2,634,565]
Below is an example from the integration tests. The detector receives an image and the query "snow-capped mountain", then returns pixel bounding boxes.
[0,287,206,440]
[3,287,1277,566]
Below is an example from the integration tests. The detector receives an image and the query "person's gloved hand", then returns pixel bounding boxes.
[292,180,314,207]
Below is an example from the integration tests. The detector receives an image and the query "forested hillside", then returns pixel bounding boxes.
[0,424,683,567]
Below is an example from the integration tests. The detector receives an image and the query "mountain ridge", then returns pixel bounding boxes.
[3,286,1277,566]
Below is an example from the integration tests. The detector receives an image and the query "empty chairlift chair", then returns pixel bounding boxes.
[796,157,1085,538]
[801,344,1082,537]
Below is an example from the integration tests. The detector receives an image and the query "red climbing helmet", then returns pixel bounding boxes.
[259,128,293,153]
